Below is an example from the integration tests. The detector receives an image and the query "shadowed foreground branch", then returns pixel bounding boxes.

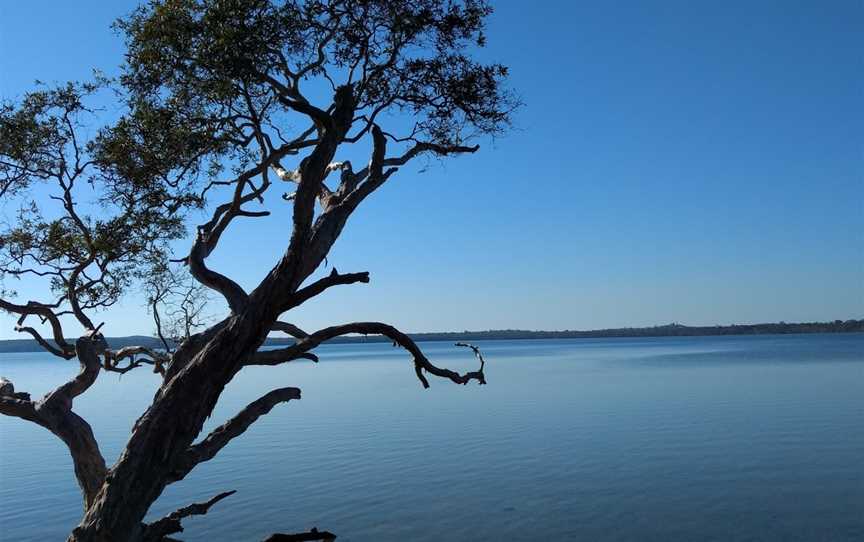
[143,490,237,541]
[263,528,337,542]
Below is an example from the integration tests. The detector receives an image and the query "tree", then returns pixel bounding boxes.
[0,1,513,540]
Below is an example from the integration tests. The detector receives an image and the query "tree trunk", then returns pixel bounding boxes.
[68,311,269,541]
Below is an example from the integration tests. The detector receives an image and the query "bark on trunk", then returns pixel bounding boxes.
[68,310,270,541]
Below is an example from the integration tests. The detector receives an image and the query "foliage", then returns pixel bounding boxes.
[0,83,200,330]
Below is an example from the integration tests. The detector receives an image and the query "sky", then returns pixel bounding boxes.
[0,1,862,339]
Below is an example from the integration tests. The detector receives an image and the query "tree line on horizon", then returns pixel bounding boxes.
[1,319,860,353]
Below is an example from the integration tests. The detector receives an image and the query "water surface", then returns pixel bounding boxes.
[1,334,862,541]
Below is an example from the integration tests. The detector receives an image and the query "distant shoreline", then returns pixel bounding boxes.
[0,320,861,354]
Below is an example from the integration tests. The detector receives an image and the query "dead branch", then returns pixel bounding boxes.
[169,387,301,483]
[262,528,337,542]
[455,342,487,374]
[244,322,486,388]
[143,490,236,541]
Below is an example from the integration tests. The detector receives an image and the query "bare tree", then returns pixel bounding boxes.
[0,1,514,540]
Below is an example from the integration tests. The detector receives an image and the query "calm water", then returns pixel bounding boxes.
[1,334,862,541]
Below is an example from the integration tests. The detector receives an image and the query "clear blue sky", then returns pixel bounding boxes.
[0,1,861,338]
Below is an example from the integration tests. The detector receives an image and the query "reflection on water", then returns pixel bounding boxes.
[1,334,862,541]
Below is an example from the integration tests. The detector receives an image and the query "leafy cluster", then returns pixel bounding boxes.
[117,0,516,149]
[0,83,197,326]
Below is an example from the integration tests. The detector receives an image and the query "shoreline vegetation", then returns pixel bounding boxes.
[0,320,861,354]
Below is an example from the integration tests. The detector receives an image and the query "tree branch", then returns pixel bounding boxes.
[299,127,479,284]
[0,298,74,357]
[104,345,169,376]
[266,72,335,132]
[143,490,236,541]
[285,85,355,257]
[343,127,479,211]
[282,268,370,313]
[0,334,109,508]
[14,325,74,359]
[40,333,106,410]
[304,323,486,388]
[0,382,40,422]
[246,348,318,367]
[169,387,301,483]
[188,236,250,314]
[262,528,337,542]
[184,135,313,313]
[271,321,309,339]
[244,322,486,388]
[455,342,486,374]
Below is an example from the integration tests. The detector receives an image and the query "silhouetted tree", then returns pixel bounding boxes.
[0,1,512,540]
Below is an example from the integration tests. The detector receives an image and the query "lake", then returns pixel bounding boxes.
[1,334,862,541]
